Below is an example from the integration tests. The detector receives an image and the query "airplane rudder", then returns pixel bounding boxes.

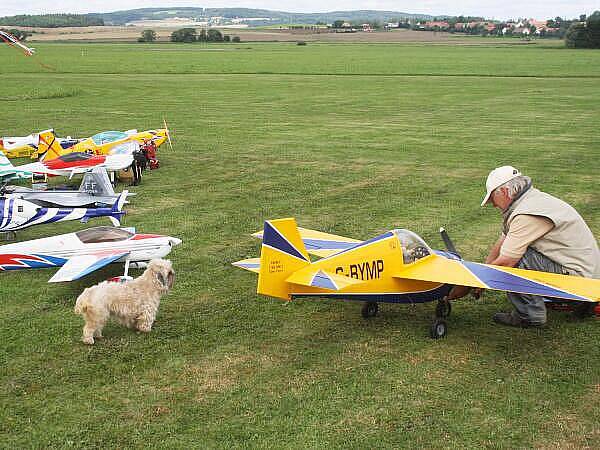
[257,218,310,300]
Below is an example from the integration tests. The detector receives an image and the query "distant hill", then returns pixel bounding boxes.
[0,8,433,27]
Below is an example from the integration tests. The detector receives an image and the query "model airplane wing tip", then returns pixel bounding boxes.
[232,257,261,273]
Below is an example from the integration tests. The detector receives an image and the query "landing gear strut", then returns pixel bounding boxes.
[435,298,452,318]
[361,302,378,318]
[430,298,451,339]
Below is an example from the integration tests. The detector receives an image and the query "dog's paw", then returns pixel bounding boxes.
[82,336,95,345]
[137,325,152,333]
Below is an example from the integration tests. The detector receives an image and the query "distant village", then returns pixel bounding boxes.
[124,15,574,39]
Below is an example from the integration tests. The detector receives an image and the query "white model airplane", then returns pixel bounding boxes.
[0,147,134,182]
[0,226,181,282]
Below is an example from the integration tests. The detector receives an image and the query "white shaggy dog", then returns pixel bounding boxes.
[74,259,175,344]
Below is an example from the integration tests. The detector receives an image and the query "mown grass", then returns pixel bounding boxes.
[1,42,599,448]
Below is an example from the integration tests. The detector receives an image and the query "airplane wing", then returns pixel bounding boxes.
[286,268,365,291]
[253,226,361,258]
[394,253,600,302]
[48,251,129,283]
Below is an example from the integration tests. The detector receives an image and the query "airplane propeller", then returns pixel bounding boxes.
[163,118,173,150]
[439,227,461,258]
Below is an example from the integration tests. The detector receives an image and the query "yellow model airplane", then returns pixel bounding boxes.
[233,218,600,338]
[0,132,79,158]
[35,123,172,160]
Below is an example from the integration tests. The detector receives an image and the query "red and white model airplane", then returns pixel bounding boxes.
[0,226,181,282]
[0,145,135,181]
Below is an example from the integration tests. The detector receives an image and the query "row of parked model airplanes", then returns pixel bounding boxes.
[0,125,181,283]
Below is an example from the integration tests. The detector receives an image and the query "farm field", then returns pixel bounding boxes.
[21,25,562,44]
[1,42,599,448]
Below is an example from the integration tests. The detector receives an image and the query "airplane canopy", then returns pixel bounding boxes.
[76,226,133,244]
[91,131,128,145]
[392,229,431,264]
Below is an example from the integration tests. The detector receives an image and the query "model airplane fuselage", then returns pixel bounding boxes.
[0,226,181,282]
[234,218,600,338]
[4,167,131,208]
[0,191,127,232]
[0,150,133,182]
[37,128,169,160]
[0,133,78,159]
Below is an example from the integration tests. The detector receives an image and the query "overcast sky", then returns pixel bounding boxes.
[1,1,599,20]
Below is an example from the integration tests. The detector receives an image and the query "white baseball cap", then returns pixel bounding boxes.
[481,166,522,206]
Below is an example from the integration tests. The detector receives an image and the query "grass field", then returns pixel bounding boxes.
[1,42,599,448]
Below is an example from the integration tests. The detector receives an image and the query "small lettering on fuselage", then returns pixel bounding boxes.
[335,260,384,280]
[269,260,284,273]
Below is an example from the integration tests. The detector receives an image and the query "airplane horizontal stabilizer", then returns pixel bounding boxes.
[394,254,600,302]
[232,257,260,273]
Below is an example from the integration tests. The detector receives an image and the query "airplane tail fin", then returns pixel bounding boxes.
[80,168,116,196]
[37,129,65,160]
[0,150,16,180]
[108,191,128,226]
[257,218,311,300]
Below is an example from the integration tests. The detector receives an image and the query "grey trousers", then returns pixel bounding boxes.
[507,247,567,325]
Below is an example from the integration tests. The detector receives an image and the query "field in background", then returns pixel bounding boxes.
[19,25,561,44]
[1,42,599,448]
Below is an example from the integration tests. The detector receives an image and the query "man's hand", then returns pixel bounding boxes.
[446,285,471,300]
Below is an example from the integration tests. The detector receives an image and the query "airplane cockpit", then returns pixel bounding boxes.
[90,131,128,145]
[392,229,432,264]
[76,226,134,243]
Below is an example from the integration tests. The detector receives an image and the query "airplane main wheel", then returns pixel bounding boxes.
[436,300,451,318]
[361,302,379,318]
[430,319,447,339]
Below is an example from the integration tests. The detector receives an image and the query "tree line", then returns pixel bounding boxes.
[565,12,600,48]
[0,14,103,28]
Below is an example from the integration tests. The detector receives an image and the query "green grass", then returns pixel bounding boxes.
[1,42,599,448]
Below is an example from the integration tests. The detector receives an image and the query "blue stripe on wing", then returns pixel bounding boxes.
[303,238,357,251]
[72,253,126,280]
[320,231,394,260]
[461,261,587,301]
[311,270,337,290]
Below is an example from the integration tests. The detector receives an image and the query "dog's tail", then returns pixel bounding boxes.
[74,288,90,315]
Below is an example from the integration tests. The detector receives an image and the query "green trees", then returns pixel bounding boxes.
[170,28,197,43]
[138,29,156,43]
[0,14,103,27]
[170,28,233,43]
[565,11,600,48]
[587,11,600,46]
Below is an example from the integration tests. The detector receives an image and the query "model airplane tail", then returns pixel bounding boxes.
[107,191,128,226]
[0,150,31,182]
[257,218,311,300]
[37,129,67,160]
[80,168,116,196]
[0,150,15,180]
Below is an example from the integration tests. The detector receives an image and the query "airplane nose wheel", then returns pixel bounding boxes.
[430,319,448,339]
[361,302,379,318]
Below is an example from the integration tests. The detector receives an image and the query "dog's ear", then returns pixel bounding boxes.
[167,270,175,289]
[157,271,167,288]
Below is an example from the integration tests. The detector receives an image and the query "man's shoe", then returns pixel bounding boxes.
[493,312,544,328]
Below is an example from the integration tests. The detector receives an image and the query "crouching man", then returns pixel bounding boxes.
[451,166,600,327]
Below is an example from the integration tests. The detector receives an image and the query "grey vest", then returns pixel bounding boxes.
[503,188,600,278]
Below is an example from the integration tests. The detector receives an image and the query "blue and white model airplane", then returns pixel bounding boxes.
[0,191,128,234]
